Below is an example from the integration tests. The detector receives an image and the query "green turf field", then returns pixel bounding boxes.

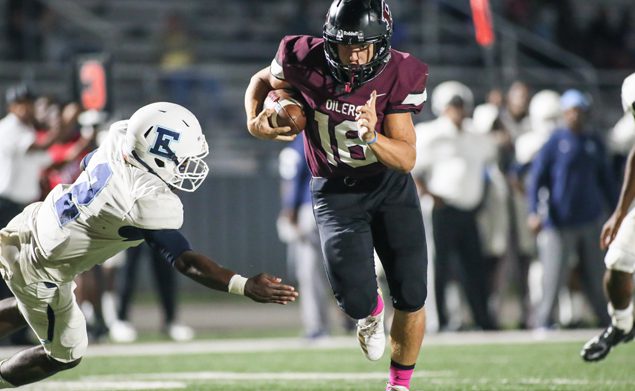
[25,339,634,391]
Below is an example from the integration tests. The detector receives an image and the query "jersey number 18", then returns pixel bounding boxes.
[314,110,378,168]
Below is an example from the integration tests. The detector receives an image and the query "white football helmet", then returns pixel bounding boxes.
[529,90,561,136]
[622,72,635,115]
[124,102,209,192]
[431,81,474,117]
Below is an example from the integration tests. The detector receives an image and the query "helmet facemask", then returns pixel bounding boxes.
[160,140,209,192]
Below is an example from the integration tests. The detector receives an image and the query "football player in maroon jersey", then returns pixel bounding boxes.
[245,1,428,390]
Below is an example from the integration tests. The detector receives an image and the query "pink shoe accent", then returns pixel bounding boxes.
[388,364,414,388]
[371,293,384,317]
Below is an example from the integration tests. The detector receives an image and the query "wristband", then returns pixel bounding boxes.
[228,274,248,295]
[366,131,378,145]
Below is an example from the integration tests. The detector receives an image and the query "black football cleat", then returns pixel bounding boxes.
[581,324,635,362]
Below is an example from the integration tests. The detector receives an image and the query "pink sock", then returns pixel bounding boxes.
[371,293,384,317]
[388,360,415,389]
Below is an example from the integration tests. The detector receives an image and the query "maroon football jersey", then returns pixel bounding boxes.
[272,35,429,178]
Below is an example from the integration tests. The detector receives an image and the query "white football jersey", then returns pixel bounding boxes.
[22,120,183,284]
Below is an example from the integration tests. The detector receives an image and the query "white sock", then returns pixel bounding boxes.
[609,302,634,332]
[0,361,15,388]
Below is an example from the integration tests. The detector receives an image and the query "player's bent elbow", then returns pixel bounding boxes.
[397,159,416,174]
[173,255,190,274]
[403,163,416,173]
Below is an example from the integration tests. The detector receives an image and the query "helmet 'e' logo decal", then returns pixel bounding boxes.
[149,126,180,158]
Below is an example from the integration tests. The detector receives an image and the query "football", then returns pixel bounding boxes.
[264,89,306,135]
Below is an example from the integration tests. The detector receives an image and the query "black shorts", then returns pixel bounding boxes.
[311,170,428,318]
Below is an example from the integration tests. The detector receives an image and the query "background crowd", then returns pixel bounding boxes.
[0,0,634,343]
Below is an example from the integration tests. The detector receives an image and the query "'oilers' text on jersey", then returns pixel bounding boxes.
[272,35,428,178]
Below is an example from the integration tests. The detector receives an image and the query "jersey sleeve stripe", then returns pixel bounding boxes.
[271,59,285,80]
[402,89,427,106]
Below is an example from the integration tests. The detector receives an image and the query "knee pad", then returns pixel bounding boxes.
[391,277,427,312]
[337,289,377,320]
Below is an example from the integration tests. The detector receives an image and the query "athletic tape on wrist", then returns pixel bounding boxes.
[228,274,248,295]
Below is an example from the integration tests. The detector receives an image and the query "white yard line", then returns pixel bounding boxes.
[88,370,454,381]
[21,371,452,391]
[18,380,186,390]
[0,329,601,358]
[17,372,635,391]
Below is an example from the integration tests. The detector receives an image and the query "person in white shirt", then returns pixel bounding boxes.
[0,85,62,346]
[0,102,297,388]
[413,81,498,331]
[0,85,60,226]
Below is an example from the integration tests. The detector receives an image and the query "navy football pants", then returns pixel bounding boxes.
[311,170,428,320]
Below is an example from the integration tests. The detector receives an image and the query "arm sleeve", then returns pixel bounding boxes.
[386,58,429,114]
[142,229,192,267]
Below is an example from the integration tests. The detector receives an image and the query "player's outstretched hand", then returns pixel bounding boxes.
[356,90,378,142]
[245,273,298,304]
[600,210,626,250]
[249,109,296,142]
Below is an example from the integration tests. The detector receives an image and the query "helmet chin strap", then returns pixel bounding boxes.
[130,150,172,188]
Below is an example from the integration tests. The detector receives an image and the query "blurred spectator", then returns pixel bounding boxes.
[472,103,511,325]
[527,89,615,330]
[511,89,561,327]
[498,82,534,328]
[33,95,60,132]
[502,1,634,69]
[515,90,561,166]
[40,102,97,194]
[486,88,504,109]
[39,7,72,63]
[0,84,60,345]
[413,81,498,331]
[503,0,532,27]
[5,0,45,61]
[158,11,197,107]
[500,81,531,141]
[0,85,60,225]
[277,137,332,339]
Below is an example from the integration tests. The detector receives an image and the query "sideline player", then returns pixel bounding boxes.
[0,102,297,388]
[581,73,635,361]
[245,1,429,390]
